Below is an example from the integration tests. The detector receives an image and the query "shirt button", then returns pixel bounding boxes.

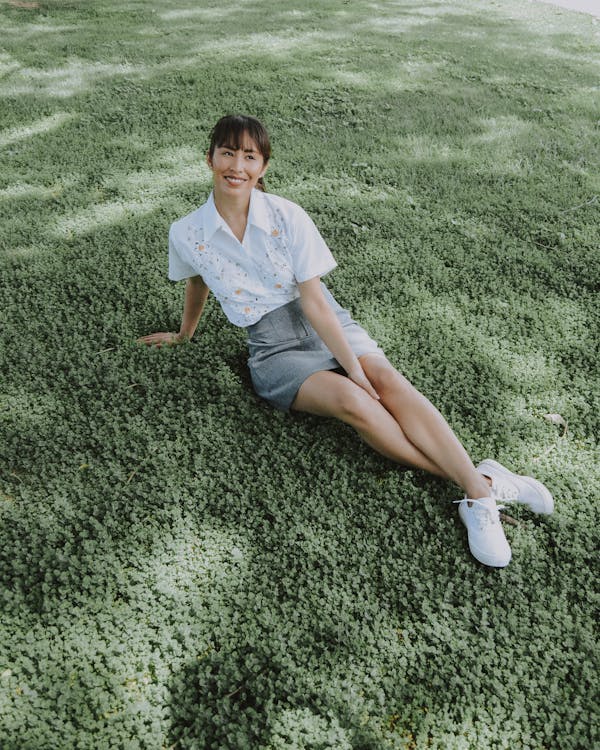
[271,229,279,237]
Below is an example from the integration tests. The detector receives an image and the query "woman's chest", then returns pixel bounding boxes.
[188,223,294,292]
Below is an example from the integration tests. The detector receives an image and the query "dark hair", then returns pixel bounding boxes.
[208,114,271,192]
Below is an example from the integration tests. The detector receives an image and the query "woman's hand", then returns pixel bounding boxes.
[347,365,380,401]
[136,332,188,347]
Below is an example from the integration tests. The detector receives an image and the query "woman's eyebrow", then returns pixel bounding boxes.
[219,144,258,153]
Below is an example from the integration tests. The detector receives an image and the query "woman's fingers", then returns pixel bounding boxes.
[365,381,380,400]
[136,332,179,346]
[349,370,380,401]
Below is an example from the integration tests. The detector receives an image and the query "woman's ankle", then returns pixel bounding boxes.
[465,473,492,500]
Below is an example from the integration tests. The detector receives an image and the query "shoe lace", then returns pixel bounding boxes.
[454,498,506,530]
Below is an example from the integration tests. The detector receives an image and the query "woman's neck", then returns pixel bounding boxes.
[213,187,250,242]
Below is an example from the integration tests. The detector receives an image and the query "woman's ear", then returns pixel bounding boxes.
[260,161,269,179]
[206,151,213,170]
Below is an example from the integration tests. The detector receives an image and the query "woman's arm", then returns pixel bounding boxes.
[298,277,380,400]
[137,275,210,347]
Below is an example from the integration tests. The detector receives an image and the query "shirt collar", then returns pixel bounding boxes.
[246,188,271,235]
[203,191,225,241]
[204,189,271,241]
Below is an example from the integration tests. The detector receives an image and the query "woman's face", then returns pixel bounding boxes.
[207,132,268,199]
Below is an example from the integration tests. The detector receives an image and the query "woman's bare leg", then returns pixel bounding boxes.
[291,370,450,478]
[358,355,490,499]
[291,360,490,499]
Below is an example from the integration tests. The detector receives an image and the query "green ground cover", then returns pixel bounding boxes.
[1,0,599,747]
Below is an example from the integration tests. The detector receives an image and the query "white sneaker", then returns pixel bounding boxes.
[476,459,554,515]
[455,497,512,567]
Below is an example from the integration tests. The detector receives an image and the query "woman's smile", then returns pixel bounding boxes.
[224,175,247,186]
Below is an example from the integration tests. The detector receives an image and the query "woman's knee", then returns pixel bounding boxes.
[291,370,375,422]
[336,382,381,424]
[364,360,413,400]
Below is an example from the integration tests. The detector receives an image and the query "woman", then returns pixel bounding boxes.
[139,114,553,567]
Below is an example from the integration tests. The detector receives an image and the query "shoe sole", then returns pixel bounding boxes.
[468,539,511,568]
[477,459,554,515]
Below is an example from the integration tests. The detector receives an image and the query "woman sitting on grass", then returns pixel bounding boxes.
[139,113,554,568]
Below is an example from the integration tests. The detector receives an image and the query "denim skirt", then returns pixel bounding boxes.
[246,281,386,412]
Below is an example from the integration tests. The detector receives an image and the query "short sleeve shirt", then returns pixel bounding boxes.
[168,189,338,327]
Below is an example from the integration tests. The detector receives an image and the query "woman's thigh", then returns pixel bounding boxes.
[290,369,368,418]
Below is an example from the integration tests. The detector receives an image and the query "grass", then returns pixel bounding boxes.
[1,0,599,748]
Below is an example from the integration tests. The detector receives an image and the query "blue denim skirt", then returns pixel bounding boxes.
[246,281,386,412]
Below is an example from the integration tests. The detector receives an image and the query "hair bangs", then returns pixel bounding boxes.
[208,115,271,163]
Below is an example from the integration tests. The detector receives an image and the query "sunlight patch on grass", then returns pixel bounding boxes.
[153,144,210,172]
[1,21,80,36]
[0,29,350,98]
[188,29,347,59]
[52,199,162,238]
[104,146,212,200]
[0,518,247,744]
[0,60,141,98]
[396,133,463,164]
[266,707,353,749]
[51,146,213,238]
[144,522,251,598]
[0,51,21,78]
[411,3,474,17]
[282,174,404,207]
[332,70,374,88]
[545,297,594,346]
[367,0,473,33]
[418,294,560,392]
[468,115,536,174]
[0,182,64,201]
[115,162,209,199]
[563,84,600,114]
[471,115,531,145]
[368,14,435,33]
[158,5,241,21]
[0,112,74,147]
[2,244,43,260]
[332,59,446,92]
[493,38,600,66]
[123,168,202,196]
[278,9,312,20]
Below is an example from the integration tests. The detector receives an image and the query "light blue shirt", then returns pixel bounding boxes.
[168,189,338,327]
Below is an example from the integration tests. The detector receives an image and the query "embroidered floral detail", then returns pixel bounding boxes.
[275,283,282,288]
[197,244,205,252]
[271,228,279,237]
[235,289,242,295]
[244,306,251,313]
